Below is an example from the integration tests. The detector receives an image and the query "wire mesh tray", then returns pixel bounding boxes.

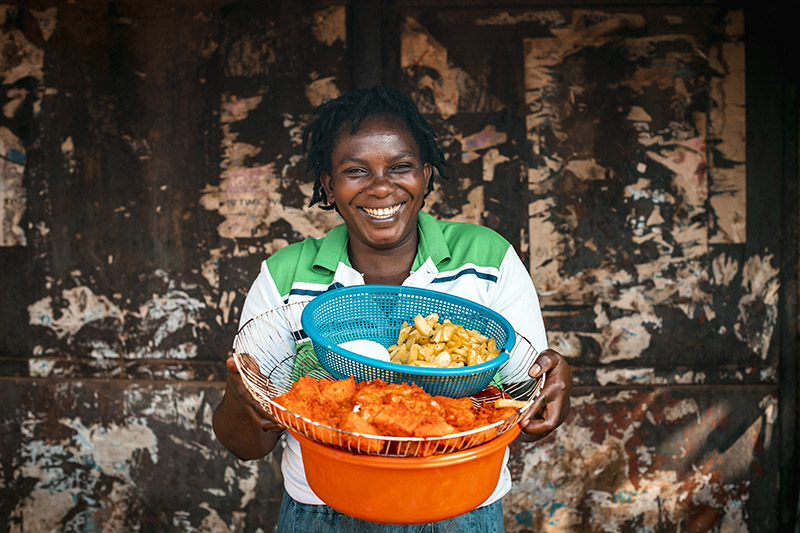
[233,301,545,457]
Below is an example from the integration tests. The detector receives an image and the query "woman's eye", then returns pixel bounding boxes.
[344,167,367,176]
[392,163,412,172]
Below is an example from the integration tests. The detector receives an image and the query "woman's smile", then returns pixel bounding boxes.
[361,202,404,220]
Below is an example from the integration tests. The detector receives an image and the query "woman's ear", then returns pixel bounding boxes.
[424,163,433,189]
[320,172,335,204]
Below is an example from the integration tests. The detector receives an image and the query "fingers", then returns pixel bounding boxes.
[226,356,239,373]
[520,400,570,440]
[519,349,573,441]
[224,362,284,434]
[528,349,560,378]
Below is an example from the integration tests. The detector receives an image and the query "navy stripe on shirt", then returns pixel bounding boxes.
[286,281,344,301]
[432,268,498,284]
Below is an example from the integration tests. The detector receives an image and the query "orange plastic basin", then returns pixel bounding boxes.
[291,425,521,524]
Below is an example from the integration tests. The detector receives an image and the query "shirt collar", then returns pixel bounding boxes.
[414,211,450,270]
[313,222,350,273]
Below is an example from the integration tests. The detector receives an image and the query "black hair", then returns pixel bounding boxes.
[301,86,448,210]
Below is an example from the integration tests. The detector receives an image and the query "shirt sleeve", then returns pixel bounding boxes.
[237,261,307,376]
[492,246,549,354]
[239,260,288,328]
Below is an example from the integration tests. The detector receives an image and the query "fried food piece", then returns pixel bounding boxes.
[494,398,529,410]
[371,403,419,437]
[320,377,357,405]
[274,376,344,428]
[339,411,385,454]
[433,396,479,429]
[413,415,457,438]
[273,376,321,418]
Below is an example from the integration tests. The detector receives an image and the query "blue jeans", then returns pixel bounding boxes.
[276,490,505,532]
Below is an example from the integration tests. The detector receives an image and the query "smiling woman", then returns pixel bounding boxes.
[212,86,573,532]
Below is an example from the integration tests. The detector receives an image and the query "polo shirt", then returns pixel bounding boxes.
[240,211,548,508]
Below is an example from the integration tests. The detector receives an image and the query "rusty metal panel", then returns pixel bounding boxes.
[506,386,779,531]
[394,6,764,378]
[1,0,349,376]
[0,378,286,531]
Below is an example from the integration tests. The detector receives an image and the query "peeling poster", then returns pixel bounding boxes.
[0,126,26,246]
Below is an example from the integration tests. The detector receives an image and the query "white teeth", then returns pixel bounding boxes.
[363,204,401,219]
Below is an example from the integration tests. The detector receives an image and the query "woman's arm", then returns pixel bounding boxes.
[213,260,296,459]
[212,356,285,460]
[517,349,572,442]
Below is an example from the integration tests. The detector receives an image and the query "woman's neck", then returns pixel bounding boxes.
[348,236,418,286]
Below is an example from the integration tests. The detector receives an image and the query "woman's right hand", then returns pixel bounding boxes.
[213,356,285,459]
[223,356,285,433]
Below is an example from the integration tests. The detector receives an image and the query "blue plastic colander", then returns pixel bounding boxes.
[300,285,515,397]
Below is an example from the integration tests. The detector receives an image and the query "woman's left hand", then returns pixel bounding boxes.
[518,349,572,441]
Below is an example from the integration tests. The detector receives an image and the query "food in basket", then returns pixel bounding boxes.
[494,398,530,409]
[387,313,501,368]
[273,376,519,454]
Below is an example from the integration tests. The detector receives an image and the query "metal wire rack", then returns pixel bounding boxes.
[233,301,545,457]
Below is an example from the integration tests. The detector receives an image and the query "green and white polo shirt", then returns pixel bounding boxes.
[239,210,548,507]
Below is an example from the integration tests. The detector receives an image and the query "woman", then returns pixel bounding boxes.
[213,86,572,532]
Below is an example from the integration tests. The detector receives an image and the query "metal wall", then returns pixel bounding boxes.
[1,1,796,531]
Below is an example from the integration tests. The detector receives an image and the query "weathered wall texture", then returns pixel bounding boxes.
[1,2,796,532]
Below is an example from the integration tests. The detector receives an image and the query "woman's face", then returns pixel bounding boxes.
[321,115,432,252]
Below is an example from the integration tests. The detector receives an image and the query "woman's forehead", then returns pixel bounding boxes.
[334,114,415,144]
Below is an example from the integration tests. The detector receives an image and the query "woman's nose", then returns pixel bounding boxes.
[365,169,394,195]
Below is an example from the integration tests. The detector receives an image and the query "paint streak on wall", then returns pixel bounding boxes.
[312,6,345,46]
[401,17,461,118]
[708,10,746,244]
[203,7,347,243]
[131,289,207,359]
[6,380,277,532]
[27,271,210,365]
[60,136,77,175]
[203,94,285,238]
[201,162,277,239]
[399,24,525,233]
[475,10,565,27]
[401,17,503,118]
[200,151,339,240]
[460,125,507,163]
[306,76,340,107]
[27,286,124,339]
[0,126,26,246]
[14,415,157,530]
[522,10,763,362]
[30,7,58,42]
[1,8,47,247]
[422,126,511,226]
[505,389,772,532]
[0,11,44,84]
[223,28,277,78]
[735,254,779,359]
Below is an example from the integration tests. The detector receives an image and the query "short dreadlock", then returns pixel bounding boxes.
[301,86,448,210]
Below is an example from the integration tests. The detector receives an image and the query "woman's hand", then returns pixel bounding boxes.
[518,349,572,442]
[223,356,284,432]
[212,356,284,459]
